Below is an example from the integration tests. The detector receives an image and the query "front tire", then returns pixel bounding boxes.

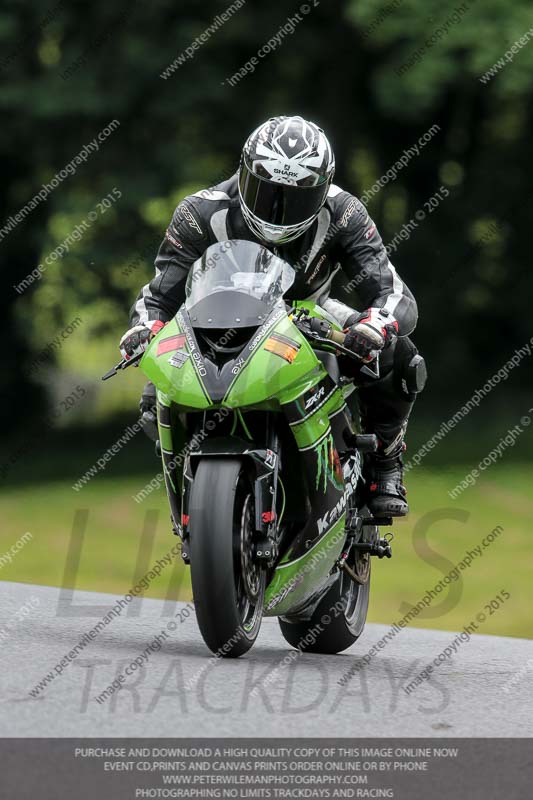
[189,458,265,657]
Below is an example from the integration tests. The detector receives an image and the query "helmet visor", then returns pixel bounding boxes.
[239,164,330,227]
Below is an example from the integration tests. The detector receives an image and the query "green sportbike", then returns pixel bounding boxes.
[104,240,395,657]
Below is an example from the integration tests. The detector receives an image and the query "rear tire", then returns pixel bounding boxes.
[278,519,375,654]
[189,458,265,657]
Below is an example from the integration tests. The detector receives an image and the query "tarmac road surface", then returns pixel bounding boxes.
[1,581,531,737]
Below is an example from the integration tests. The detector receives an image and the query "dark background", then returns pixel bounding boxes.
[1,0,531,635]
[3,0,532,445]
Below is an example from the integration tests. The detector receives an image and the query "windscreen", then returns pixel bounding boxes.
[185,240,295,311]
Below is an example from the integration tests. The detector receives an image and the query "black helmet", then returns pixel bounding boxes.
[239,115,335,244]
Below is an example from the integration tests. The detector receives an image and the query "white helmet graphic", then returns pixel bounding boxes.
[239,115,335,245]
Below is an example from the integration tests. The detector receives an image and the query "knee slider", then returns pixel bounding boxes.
[394,337,427,398]
[406,353,427,393]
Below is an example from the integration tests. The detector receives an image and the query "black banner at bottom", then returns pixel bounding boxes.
[1,738,531,799]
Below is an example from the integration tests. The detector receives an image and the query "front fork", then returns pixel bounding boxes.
[177,412,281,566]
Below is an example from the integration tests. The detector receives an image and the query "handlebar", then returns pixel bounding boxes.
[289,312,367,361]
[325,327,346,346]
[102,312,355,382]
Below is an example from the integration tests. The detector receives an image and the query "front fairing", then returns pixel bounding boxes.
[140,304,325,410]
[140,315,210,409]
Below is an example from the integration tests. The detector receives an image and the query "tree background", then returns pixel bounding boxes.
[1,0,531,635]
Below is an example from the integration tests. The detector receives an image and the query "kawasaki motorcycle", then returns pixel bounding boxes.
[104,240,394,657]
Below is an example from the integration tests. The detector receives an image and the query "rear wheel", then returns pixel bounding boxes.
[189,458,265,657]
[278,518,375,654]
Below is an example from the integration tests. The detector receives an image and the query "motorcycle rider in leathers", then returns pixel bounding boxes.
[120,116,427,517]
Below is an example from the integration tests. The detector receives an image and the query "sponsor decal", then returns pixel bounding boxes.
[304,385,325,411]
[264,332,300,363]
[231,356,246,375]
[344,452,363,498]
[306,253,327,283]
[178,203,202,235]
[339,198,358,228]
[168,351,190,369]
[317,491,347,535]
[248,307,285,351]
[274,166,298,179]
[178,312,208,377]
[157,334,186,357]
[364,223,377,241]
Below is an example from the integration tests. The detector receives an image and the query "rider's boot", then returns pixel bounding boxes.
[357,361,415,518]
[364,440,408,517]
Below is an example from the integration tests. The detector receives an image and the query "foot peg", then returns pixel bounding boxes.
[362,515,393,527]
[353,533,393,559]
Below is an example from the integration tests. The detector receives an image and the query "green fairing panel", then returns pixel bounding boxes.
[141,312,328,411]
[225,314,325,407]
[141,318,212,410]
[263,515,346,616]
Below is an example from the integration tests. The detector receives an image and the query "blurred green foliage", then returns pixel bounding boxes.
[2,0,533,430]
[1,2,532,637]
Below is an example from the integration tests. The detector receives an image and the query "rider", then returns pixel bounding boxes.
[120,116,426,517]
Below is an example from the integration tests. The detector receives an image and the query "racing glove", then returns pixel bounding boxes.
[343,308,399,363]
[119,320,166,361]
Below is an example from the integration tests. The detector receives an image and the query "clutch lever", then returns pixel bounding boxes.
[101,352,143,380]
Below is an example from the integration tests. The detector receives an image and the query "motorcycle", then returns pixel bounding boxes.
[104,239,394,657]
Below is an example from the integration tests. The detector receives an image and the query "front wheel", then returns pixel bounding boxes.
[189,458,265,657]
